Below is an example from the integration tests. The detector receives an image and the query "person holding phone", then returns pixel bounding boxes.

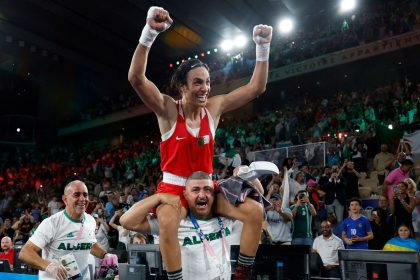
[368,207,391,250]
[291,190,317,245]
[389,181,415,233]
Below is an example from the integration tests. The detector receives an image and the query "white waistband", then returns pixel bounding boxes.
[162,172,187,187]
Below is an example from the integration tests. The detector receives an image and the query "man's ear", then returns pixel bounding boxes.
[62,195,67,205]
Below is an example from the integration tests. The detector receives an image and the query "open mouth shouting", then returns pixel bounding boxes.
[196,198,208,210]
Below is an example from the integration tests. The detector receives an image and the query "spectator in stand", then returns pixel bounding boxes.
[323,170,346,223]
[0,218,15,240]
[383,223,420,252]
[265,179,281,201]
[306,179,324,235]
[351,141,368,173]
[377,195,394,230]
[0,192,12,219]
[92,201,109,222]
[94,214,110,251]
[373,144,394,186]
[318,166,332,189]
[132,233,147,245]
[0,236,14,270]
[98,179,112,199]
[18,213,34,243]
[105,191,116,222]
[326,146,341,167]
[405,178,417,197]
[287,171,307,205]
[341,161,362,199]
[312,220,344,279]
[291,190,317,246]
[109,209,130,251]
[327,212,343,239]
[389,181,415,233]
[30,203,42,223]
[342,198,373,249]
[47,195,60,217]
[382,157,414,201]
[86,193,98,214]
[266,193,293,245]
[368,207,392,250]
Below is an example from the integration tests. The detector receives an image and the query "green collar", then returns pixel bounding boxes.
[64,210,85,223]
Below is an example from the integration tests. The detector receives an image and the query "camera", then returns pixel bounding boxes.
[298,193,306,200]
[119,203,130,213]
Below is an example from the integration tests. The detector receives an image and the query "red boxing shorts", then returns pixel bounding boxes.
[156,181,188,209]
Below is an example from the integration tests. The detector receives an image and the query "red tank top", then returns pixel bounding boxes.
[160,103,214,177]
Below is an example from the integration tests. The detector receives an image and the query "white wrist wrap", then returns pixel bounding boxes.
[139,24,160,48]
[256,43,270,61]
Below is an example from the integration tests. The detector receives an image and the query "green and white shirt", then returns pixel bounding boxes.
[30,210,97,279]
[149,215,237,280]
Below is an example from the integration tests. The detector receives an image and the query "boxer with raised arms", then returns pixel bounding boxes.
[128,6,272,279]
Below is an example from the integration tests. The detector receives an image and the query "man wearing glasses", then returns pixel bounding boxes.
[19,180,113,280]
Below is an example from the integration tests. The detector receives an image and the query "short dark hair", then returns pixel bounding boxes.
[170,59,209,93]
[186,171,212,185]
[347,197,362,208]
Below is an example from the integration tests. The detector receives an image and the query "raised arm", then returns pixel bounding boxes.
[128,7,174,117]
[208,24,273,116]
[120,193,181,233]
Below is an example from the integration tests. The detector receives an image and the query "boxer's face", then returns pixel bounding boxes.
[184,178,214,219]
[181,67,210,107]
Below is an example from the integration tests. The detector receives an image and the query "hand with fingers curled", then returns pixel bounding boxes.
[139,6,173,47]
[253,24,273,61]
[253,24,273,45]
[45,261,68,280]
[158,193,182,215]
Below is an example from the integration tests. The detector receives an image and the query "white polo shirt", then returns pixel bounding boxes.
[312,234,344,266]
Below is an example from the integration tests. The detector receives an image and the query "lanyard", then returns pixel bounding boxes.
[188,213,230,278]
[75,220,85,242]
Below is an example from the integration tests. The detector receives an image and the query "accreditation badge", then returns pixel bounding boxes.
[60,253,82,280]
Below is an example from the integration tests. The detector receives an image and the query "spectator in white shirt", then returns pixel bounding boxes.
[312,220,344,279]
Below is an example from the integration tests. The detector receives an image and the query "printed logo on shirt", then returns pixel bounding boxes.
[176,136,186,140]
[57,242,92,251]
[67,232,75,238]
[358,223,363,228]
[182,227,231,246]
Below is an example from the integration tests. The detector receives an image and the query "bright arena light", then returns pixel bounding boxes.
[278,18,294,34]
[220,39,233,51]
[340,0,356,13]
[234,35,247,48]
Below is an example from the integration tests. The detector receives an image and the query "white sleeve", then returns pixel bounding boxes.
[29,218,54,249]
[147,214,159,235]
[312,237,319,251]
[337,238,345,250]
